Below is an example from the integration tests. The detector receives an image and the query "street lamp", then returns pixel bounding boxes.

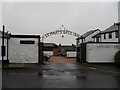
[114,22,120,42]
[2,25,5,62]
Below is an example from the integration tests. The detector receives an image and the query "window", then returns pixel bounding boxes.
[104,34,106,39]
[109,32,112,39]
[115,31,119,38]
[96,37,99,42]
[20,40,35,44]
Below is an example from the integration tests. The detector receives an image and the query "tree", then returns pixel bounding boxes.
[114,51,120,65]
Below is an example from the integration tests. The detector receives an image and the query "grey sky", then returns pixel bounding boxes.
[2,2,118,44]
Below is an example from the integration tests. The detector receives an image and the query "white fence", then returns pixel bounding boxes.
[66,51,76,58]
[43,51,53,56]
[86,43,120,63]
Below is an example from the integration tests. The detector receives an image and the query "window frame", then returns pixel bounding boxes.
[104,33,106,39]
[108,32,112,39]
[115,31,119,38]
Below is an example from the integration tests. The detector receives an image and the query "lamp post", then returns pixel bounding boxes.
[2,25,5,62]
[114,22,120,42]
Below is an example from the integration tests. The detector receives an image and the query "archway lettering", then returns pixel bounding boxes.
[42,25,81,41]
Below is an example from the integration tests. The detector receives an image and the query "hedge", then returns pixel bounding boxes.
[114,51,120,65]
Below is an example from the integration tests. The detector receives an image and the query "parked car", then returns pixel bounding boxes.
[57,50,66,56]
[43,53,50,61]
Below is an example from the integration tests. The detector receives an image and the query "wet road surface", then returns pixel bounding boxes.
[2,62,120,89]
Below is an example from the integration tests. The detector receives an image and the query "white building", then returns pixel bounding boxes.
[0,31,41,63]
[76,29,101,62]
[76,24,120,63]
[76,29,101,44]
[92,24,119,42]
[8,34,40,63]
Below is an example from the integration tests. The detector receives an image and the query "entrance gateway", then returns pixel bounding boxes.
[42,25,81,62]
[41,25,81,42]
[1,25,81,64]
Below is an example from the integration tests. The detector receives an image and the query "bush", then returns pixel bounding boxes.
[114,51,120,64]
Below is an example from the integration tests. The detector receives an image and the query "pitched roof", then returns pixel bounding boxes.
[92,33,101,38]
[92,24,119,38]
[101,24,118,34]
[77,29,100,39]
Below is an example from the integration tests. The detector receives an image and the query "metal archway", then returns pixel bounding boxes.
[41,25,81,42]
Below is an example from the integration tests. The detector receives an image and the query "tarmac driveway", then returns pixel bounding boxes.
[2,61,120,89]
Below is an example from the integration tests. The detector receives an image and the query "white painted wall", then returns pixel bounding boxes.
[43,51,53,56]
[8,38,39,63]
[66,51,76,57]
[101,32,118,42]
[86,43,120,63]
